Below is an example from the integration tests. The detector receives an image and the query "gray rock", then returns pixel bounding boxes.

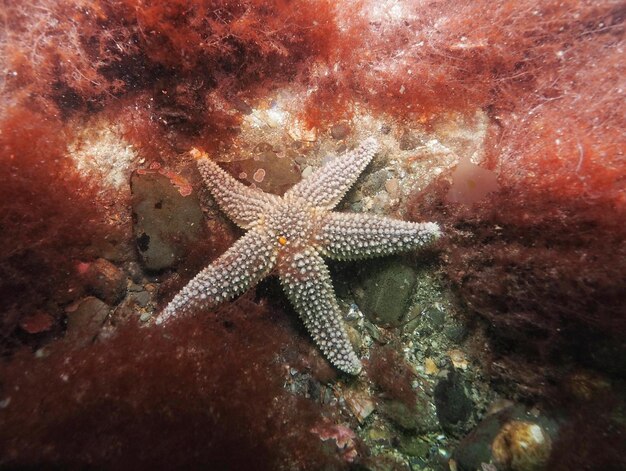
[65,297,110,346]
[380,395,439,433]
[130,289,151,307]
[434,369,474,434]
[131,172,205,271]
[362,169,392,194]
[353,257,418,327]
[444,322,468,343]
[418,306,446,335]
[397,435,431,458]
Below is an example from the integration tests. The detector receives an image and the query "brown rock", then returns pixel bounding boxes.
[83,258,127,304]
[65,297,110,346]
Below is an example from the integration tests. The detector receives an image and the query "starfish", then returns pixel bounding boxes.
[155,137,441,374]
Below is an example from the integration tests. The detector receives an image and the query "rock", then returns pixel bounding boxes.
[353,257,418,327]
[418,306,446,335]
[362,169,392,195]
[385,178,400,198]
[492,420,552,471]
[444,322,468,343]
[65,296,110,346]
[19,312,55,334]
[131,172,205,271]
[380,397,439,433]
[330,122,350,140]
[454,413,507,471]
[453,405,558,471]
[129,289,151,307]
[344,387,376,423]
[434,369,474,434]
[223,151,301,195]
[399,130,422,151]
[126,261,144,283]
[398,435,431,458]
[83,258,127,304]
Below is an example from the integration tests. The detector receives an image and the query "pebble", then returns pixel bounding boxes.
[330,122,350,140]
[65,296,110,346]
[399,130,422,151]
[434,369,474,434]
[83,258,127,304]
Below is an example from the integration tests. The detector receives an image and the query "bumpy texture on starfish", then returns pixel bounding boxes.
[156,137,441,374]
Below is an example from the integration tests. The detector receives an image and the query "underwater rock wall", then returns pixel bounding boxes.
[0,0,624,469]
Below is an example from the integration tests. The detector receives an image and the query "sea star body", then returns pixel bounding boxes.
[156,137,441,374]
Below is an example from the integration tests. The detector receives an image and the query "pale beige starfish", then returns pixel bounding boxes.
[156,137,441,374]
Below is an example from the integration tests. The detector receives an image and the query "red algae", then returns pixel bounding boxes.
[367,344,417,408]
[0,301,346,470]
[0,107,114,350]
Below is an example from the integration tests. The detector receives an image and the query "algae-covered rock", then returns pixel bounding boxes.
[353,257,418,327]
[131,172,204,271]
[380,398,439,434]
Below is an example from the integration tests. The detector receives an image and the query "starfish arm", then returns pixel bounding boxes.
[196,154,280,229]
[279,249,362,375]
[156,228,278,325]
[284,137,379,210]
[317,213,442,260]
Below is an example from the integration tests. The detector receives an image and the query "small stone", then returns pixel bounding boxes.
[454,406,557,471]
[384,178,400,198]
[83,258,127,304]
[140,312,153,322]
[361,453,411,471]
[444,322,468,343]
[353,257,418,327]
[130,290,151,307]
[330,122,350,140]
[131,172,205,271]
[344,387,376,423]
[362,169,391,194]
[418,306,446,334]
[65,296,110,346]
[301,166,314,179]
[424,358,440,375]
[398,435,431,458]
[448,349,469,370]
[126,261,144,283]
[399,130,422,151]
[434,369,474,434]
[380,398,439,433]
